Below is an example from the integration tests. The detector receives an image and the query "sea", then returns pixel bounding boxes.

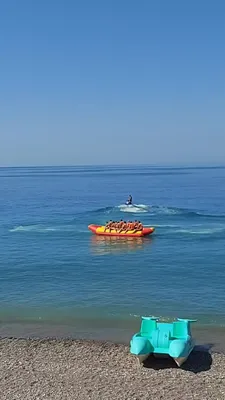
[0,165,225,351]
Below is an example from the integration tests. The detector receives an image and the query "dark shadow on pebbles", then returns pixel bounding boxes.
[143,346,213,373]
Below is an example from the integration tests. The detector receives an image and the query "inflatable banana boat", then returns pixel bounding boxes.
[88,224,155,237]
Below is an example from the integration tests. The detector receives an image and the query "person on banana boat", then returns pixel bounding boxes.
[114,221,119,231]
[133,220,139,231]
[116,220,124,233]
[113,221,120,231]
[125,220,142,232]
[105,220,122,232]
[122,221,128,232]
[118,220,127,233]
[104,220,143,233]
[117,220,123,230]
[104,220,113,231]
[112,221,117,231]
[137,221,143,231]
[130,221,135,231]
[114,220,123,232]
[124,221,132,233]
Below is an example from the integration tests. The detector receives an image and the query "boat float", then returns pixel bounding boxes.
[88,224,155,237]
[130,316,196,367]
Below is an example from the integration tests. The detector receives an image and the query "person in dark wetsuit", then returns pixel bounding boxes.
[126,195,132,205]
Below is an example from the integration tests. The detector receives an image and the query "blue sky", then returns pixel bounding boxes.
[0,0,224,166]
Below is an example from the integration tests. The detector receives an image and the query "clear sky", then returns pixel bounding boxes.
[0,0,224,166]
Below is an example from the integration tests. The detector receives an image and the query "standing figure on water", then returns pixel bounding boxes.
[126,195,133,205]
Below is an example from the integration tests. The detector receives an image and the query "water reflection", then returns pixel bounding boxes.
[90,235,152,255]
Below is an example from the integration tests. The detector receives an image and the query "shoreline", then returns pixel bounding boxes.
[0,333,224,356]
[1,337,225,399]
[1,320,225,353]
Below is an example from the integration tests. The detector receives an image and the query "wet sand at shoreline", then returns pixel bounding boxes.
[1,321,225,353]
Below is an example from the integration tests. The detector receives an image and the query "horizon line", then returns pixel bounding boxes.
[1,163,225,169]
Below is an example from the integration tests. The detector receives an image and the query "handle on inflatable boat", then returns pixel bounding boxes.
[177,318,197,323]
[142,316,160,321]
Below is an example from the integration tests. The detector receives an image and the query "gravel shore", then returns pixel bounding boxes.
[1,338,225,400]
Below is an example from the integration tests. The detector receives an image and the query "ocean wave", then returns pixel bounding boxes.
[91,206,114,214]
[9,225,45,233]
[150,206,183,215]
[84,204,225,219]
[147,206,225,219]
[9,208,225,235]
[174,227,225,235]
[117,204,199,217]
[152,224,180,228]
[118,204,149,213]
[128,314,183,322]
[9,224,81,233]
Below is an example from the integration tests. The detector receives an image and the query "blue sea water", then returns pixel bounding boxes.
[0,165,225,347]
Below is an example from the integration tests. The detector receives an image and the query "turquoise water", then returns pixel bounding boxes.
[0,166,225,346]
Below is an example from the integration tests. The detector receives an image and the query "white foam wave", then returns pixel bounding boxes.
[9,225,44,233]
[154,224,180,228]
[174,227,225,235]
[118,204,148,213]
[129,314,175,322]
[150,206,182,215]
[129,314,140,318]
[118,204,183,216]
[9,224,77,233]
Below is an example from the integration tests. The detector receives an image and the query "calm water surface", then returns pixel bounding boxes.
[0,166,225,348]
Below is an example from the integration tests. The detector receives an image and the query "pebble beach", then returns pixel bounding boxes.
[1,338,225,400]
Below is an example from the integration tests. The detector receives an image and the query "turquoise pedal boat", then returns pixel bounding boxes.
[130,316,196,367]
